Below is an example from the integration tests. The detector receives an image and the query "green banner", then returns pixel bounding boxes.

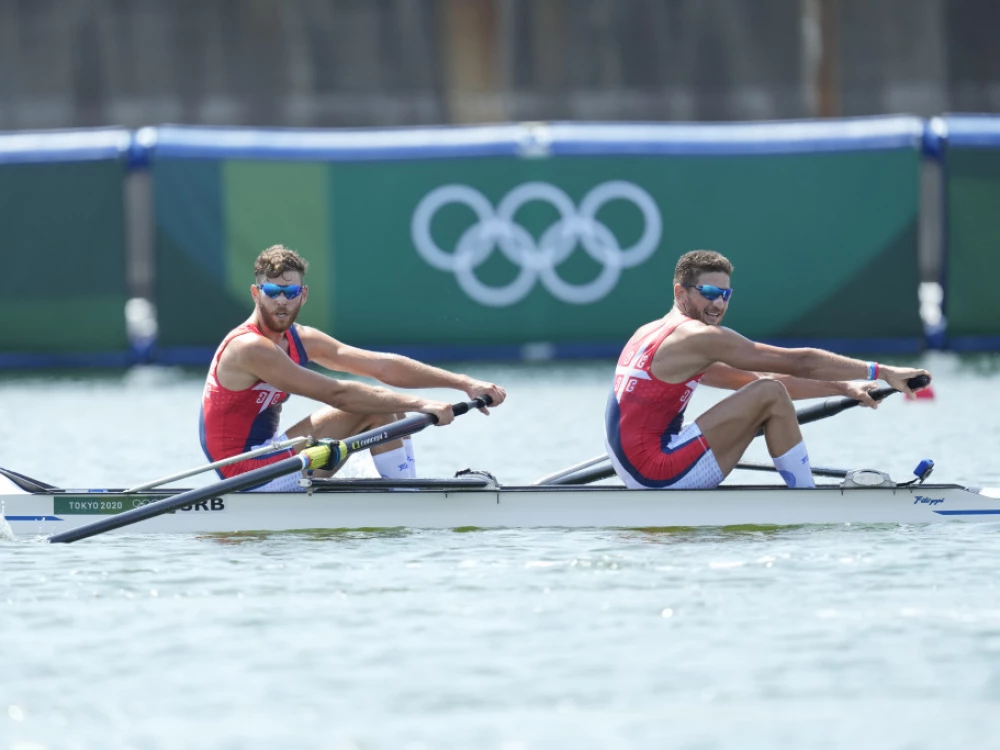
[943,147,1000,340]
[153,159,333,349]
[154,150,922,352]
[0,161,129,353]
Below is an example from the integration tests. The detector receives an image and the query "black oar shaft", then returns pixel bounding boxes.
[49,453,312,544]
[335,397,490,456]
[559,460,849,485]
[49,395,493,544]
[557,467,614,485]
[767,374,930,434]
[734,460,846,478]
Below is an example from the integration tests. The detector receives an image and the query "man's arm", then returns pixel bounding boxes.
[700,362,879,404]
[231,335,452,418]
[297,325,506,410]
[680,325,929,396]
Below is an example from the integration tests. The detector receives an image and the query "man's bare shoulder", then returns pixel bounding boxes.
[671,322,740,347]
[223,329,274,355]
[292,323,317,339]
[294,324,351,366]
[225,331,295,374]
[630,318,665,339]
[652,322,744,382]
[214,331,279,388]
[298,324,350,347]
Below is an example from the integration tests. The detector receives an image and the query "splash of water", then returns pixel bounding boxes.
[0,500,15,541]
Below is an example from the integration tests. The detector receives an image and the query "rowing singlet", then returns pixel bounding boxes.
[605,318,712,487]
[199,324,309,479]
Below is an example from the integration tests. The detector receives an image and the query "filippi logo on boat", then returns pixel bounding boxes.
[410,181,662,307]
[914,496,945,506]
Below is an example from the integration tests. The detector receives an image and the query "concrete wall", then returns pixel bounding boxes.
[1,0,998,131]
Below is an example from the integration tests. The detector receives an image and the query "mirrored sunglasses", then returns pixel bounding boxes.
[684,284,733,302]
[257,283,304,300]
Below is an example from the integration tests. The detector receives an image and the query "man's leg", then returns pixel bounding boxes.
[401,436,417,479]
[284,408,411,479]
[695,379,815,488]
[368,414,413,479]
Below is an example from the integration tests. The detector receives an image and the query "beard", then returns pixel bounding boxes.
[680,300,723,326]
[257,302,300,333]
[695,307,725,326]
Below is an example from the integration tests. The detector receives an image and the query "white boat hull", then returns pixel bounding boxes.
[4,482,1000,537]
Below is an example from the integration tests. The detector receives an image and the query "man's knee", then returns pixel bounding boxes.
[367,412,400,429]
[747,378,794,409]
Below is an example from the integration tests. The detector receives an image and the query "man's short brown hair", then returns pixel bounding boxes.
[254,245,309,282]
[673,250,733,286]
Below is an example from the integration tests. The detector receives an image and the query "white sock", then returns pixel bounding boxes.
[772,441,815,489]
[402,437,417,478]
[372,446,412,480]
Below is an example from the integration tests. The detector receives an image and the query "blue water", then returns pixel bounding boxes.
[3,352,1000,749]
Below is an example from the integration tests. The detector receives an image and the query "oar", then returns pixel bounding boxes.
[49,449,330,544]
[123,436,312,493]
[546,457,852,486]
[735,457,935,485]
[762,374,931,435]
[541,375,930,486]
[2,436,316,495]
[0,466,60,492]
[531,454,611,485]
[733,460,847,478]
[49,396,492,544]
[549,456,857,486]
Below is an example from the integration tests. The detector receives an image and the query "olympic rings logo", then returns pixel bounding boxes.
[411,181,662,307]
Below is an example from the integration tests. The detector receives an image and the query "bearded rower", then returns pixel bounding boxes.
[200,244,506,491]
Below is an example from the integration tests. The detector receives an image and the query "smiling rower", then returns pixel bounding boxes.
[605,249,931,491]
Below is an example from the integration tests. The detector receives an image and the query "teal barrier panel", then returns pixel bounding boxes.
[143,117,926,363]
[0,129,133,368]
[935,115,1000,351]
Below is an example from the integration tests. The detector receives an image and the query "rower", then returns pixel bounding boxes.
[200,245,506,492]
[605,249,932,491]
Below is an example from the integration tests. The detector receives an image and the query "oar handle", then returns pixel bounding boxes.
[875,372,930,396]
[792,374,930,430]
[450,394,493,417]
[855,373,930,404]
[332,395,494,457]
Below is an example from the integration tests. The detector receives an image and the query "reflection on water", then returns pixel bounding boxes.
[203,527,414,544]
[623,524,809,541]
[953,352,1000,375]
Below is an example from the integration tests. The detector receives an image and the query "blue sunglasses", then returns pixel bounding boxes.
[684,284,733,302]
[257,283,304,300]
